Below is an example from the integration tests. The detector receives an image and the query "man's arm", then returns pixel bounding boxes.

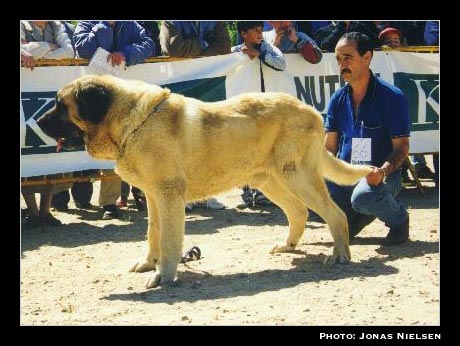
[121,22,155,65]
[43,21,75,59]
[367,137,410,186]
[381,137,410,176]
[258,41,286,71]
[325,131,339,156]
[74,21,114,59]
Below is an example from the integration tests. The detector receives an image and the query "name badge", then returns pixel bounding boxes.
[351,137,372,164]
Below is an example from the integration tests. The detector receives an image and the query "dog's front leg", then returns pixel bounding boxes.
[146,180,185,289]
[130,192,160,273]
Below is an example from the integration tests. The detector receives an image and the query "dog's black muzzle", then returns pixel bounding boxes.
[37,108,85,151]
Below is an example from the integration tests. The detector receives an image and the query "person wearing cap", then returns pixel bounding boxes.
[325,32,411,246]
[379,27,402,48]
[263,21,322,64]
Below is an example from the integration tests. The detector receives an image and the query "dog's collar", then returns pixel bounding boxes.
[117,98,167,160]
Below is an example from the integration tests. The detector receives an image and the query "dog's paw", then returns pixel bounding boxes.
[145,273,162,289]
[145,272,176,289]
[129,258,157,273]
[323,253,350,265]
[270,243,296,254]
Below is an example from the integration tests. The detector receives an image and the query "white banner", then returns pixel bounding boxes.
[21,51,439,177]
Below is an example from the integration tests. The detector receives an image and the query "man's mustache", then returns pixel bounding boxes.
[341,68,351,75]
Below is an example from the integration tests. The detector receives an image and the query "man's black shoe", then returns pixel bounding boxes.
[382,216,409,246]
[349,214,377,239]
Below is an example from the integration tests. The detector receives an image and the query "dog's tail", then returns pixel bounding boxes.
[322,150,373,185]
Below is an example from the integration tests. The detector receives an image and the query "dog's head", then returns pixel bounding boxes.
[38,75,172,160]
[37,75,113,151]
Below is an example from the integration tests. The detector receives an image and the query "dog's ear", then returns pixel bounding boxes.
[75,83,112,124]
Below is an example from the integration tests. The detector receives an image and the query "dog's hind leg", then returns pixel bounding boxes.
[130,192,160,273]
[256,177,308,254]
[280,170,351,264]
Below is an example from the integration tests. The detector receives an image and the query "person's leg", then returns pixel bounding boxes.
[327,181,370,237]
[22,191,39,217]
[22,190,42,229]
[131,186,146,211]
[351,172,407,227]
[351,172,409,244]
[72,181,94,208]
[327,181,358,219]
[51,190,70,211]
[99,171,122,219]
[39,184,62,226]
[117,181,130,207]
[50,179,72,212]
[72,169,96,208]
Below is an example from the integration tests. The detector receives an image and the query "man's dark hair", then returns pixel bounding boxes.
[340,31,373,56]
[236,21,264,36]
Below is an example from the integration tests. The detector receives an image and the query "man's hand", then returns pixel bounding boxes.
[21,51,35,70]
[366,167,385,186]
[241,45,260,60]
[273,29,286,47]
[107,52,126,66]
[286,26,298,44]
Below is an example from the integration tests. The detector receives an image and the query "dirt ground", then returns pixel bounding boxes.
[20,166,439,326]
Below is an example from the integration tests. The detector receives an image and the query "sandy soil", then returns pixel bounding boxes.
[20,174,439,326]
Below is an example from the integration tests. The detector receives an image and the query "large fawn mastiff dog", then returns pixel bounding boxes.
[37,75,372,289]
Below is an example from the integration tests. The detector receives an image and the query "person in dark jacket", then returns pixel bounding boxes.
[74,21,154,66]
[73,21,154,219]
[159,21,231,57]
[137,21,161,56]
[316,21,380,52]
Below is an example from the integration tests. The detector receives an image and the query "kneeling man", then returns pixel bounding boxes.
[325,32,410,245]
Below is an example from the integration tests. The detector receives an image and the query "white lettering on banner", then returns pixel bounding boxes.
[294,75,343,113]
[411,78,440,124]
[22,96,57,148]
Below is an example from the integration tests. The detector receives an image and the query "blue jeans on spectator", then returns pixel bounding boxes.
[327,170,408,229]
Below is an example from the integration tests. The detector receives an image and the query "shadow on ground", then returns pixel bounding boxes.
[102,252,403,304]
[21,206,288,252]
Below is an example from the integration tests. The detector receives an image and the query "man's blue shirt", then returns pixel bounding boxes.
[325,71,410,167]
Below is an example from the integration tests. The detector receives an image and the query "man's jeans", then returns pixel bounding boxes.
[327,170,408,229]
